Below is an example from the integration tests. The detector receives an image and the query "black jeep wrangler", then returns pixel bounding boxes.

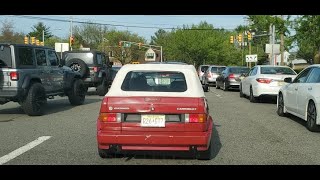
[62,50,113,96]
[0,44,87,116]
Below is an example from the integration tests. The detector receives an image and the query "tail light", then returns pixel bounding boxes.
[99,113,121,122]
[228,73,235,79]
[10,72,19,81]
[93,67,99,73]
[185,114,207,123]
[256,78,272,84]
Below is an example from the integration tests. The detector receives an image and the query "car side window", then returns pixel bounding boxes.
[306,68,320,83]
[18,47,34,66]
[35,49,47,66]
[293,67,312,83]
[101,54,106,65]
[97,54,102,65]
[48,50,58,66]
[251,67,258,76]
[248,68,254,76]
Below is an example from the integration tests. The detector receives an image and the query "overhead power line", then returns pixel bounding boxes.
[11,15,236,31]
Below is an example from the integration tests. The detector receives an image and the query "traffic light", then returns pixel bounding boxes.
[69,36,74,46]
[247,32,252,41]
[238,34,242,42]
[138,42,143,49]
[31,37,36,44]
[118,41,122,48]
[24,36,29,44]
[230,36,234,44]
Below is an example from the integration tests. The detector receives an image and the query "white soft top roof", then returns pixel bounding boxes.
[106,64,205,97]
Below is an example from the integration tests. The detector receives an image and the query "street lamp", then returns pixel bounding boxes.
[43,28,62,46]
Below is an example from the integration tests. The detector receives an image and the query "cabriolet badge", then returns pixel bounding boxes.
[177,108,197,110]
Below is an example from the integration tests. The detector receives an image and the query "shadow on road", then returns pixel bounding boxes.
[107,124,222,161]
[0,97,102,116]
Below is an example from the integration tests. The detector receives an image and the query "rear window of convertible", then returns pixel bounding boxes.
[121,71,187,92]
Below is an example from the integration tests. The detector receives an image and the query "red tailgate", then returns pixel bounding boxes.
[99,96,209,132]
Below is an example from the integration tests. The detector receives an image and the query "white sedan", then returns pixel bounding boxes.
[240,65,297,103]
[277,64,320,132]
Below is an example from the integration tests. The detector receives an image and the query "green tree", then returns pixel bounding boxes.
[28,22,53,42]
[292,15,320,63]
[73,23,107,49]
[0,19,24,43]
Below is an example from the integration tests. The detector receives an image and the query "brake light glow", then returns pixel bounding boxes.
[93,67,99,72]
[185,114,206,123]
[10,72,19,81]
[99,113,121,122]
[256,78,272,84]
[228,73,235,79]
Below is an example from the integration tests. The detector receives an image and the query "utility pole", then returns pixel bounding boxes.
[70,16,73,51]
[269,24,273,65]
[280,15,285,66]
[42,30,45,46]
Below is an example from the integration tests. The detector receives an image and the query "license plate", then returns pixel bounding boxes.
[160,78,170,85]
[141,115,165,127]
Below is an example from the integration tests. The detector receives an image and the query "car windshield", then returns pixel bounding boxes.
[200,66,209,72]
[261,67,296,75]
[112,66,121,71]
[229,67,250,74]
[211,67,225,73]
[121,71,187,92]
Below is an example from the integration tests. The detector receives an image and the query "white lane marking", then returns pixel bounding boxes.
[0,136,51,165]
[210,89,223,98]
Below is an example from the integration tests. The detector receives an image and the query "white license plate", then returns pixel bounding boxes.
[141,115,165,127]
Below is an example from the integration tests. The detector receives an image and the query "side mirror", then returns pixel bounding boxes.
[284,77,292,83]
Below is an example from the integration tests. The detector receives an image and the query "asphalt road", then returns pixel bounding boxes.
[1,87,320,165]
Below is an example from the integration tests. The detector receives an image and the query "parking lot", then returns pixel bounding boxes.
[1,88,320,165]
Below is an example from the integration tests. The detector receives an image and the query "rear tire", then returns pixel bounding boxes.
[277,93,287,117]
[239,84,244,98]
[97,78,108,96]
[68,79,86,105]
[223,82,228,91]
[98,148,112,158]
[249,87,258,103]
[21,83,47,116]
[203,84,209,92]
[306,101,320,132]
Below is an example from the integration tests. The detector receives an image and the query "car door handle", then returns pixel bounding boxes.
[308,87,312,90]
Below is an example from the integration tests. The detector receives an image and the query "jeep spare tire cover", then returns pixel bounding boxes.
[66,58,88,78]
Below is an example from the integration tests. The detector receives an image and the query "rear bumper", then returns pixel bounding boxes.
[254,85,281,97]
[97,123,213,152]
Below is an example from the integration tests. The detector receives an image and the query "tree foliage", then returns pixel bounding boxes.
[0,19,24,43]
[28,22,53,42]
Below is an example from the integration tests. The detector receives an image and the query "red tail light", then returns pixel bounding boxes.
[228,73,235,79]
[93,67,99,72]
[185,114,206,123]
[99,113,121,122]
[256,78,272,84]
[10,72,19,81]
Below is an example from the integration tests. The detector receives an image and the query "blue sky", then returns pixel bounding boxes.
[0,15,247,42]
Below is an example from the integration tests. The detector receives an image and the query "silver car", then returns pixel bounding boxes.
[197,65,210,85]
[203,65,226,86]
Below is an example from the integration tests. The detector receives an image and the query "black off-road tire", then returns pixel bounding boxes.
[68,79,86,105]
[21,83,47,116]
[97,78,108,96]
[66,59,89,78]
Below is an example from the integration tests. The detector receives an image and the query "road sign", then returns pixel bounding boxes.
[265,44,280,54]
[123,42,131,48]
[246,54,258,62]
